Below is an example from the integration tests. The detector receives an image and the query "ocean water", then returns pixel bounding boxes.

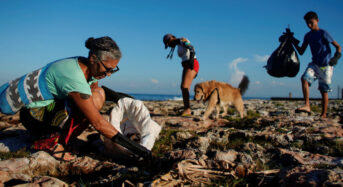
[129,93,269,101]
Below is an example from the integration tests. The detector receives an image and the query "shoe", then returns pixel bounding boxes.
[181,113,193,117]
[295,109,311,115]
[50,143,76,162]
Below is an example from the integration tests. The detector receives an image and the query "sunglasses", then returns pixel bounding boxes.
[96,55,119,74]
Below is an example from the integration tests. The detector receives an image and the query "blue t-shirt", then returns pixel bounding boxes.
[304,29,334,66]
[27,57,97,108]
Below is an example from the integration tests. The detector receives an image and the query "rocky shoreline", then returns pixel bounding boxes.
[1,99,343,186]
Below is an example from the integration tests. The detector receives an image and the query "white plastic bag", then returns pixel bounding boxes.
[109,97,161,150]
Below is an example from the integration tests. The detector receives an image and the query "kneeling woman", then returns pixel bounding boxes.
[163,34,199,116]
[0,37,149,161]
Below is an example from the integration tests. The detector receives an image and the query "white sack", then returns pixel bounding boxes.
[109,97,161,150]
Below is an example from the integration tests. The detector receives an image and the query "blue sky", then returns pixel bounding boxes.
[0,0,343,98]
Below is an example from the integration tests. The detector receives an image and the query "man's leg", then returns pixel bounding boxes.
[297,64,316,113]
[297,78,311,112]
[320,91,328,118]
[318,65,333,119]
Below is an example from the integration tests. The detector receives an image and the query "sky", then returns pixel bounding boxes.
[0,0,343,98]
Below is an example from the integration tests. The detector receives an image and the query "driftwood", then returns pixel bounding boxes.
[151,159,238,186]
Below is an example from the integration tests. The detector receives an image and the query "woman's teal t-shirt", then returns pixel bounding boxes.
[27,57,97,108]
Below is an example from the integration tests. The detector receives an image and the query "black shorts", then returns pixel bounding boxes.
[182,58,199,72]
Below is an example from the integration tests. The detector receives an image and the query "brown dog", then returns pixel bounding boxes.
[194,76,249,120]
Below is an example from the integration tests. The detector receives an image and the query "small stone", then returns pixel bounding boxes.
[214,150,238,162]
[197,137,210,153]
[165,120,180,127]
[259,111,269,116]
[175,131,193,141]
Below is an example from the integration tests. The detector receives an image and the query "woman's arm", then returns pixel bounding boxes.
[69,92,118,139]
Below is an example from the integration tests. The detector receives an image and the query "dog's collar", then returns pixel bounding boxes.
[199,95,204,102]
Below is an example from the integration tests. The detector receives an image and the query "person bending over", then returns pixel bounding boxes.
[0,36,149,161]
[163,34,200,117]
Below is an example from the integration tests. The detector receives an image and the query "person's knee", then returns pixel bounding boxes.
[181,85,189,90]
[92,87,105,110]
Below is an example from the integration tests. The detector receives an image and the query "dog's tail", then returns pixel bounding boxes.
[238,75,249,95]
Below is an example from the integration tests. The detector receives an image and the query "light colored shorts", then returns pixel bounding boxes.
[302,62,333,92]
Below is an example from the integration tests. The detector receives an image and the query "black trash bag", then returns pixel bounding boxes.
[265,28,300,77]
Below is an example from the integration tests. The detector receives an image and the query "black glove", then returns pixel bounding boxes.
[329,52,342,66]
[111,133,152,159]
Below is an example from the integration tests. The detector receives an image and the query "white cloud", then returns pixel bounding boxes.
[151,79,159,84]
[254,54,270,63]
[229,57,248,86]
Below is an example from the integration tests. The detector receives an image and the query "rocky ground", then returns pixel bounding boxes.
[1,99,343,186]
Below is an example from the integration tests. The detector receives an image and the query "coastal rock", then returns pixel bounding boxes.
[278,166,343,186]
[175,131,193,141]
[213,149,238,162]
[167,149,197,160]
[196,137,210,154]
[1,99,343,186]
[0,151,60,177]
[17,176,68,187]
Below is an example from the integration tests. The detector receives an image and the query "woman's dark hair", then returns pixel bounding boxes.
[304,11,318,21]
[85,36,122,61]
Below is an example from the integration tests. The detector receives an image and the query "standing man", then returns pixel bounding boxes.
[293,11,341,118]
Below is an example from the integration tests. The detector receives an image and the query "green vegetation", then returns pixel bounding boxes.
[301,138,343,157]
[0,148,30,160]
[209,140,229,151]
[78,178,91,187]
[152,128,197,157]
[306,127,317,133]
[212,177,250,187]
[226,107,236,115]
[332,140,343,156]
[208,132,272,152]
[246,110,261,119]
[225,110,261,130]
[226,135,253,150]
[152,129,179,157]
[274,102,284,108]
[310,105,321,113]
[290,140,303,149]
[276,128,289,133]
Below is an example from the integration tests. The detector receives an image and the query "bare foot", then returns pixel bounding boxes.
[295,105,311,113]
